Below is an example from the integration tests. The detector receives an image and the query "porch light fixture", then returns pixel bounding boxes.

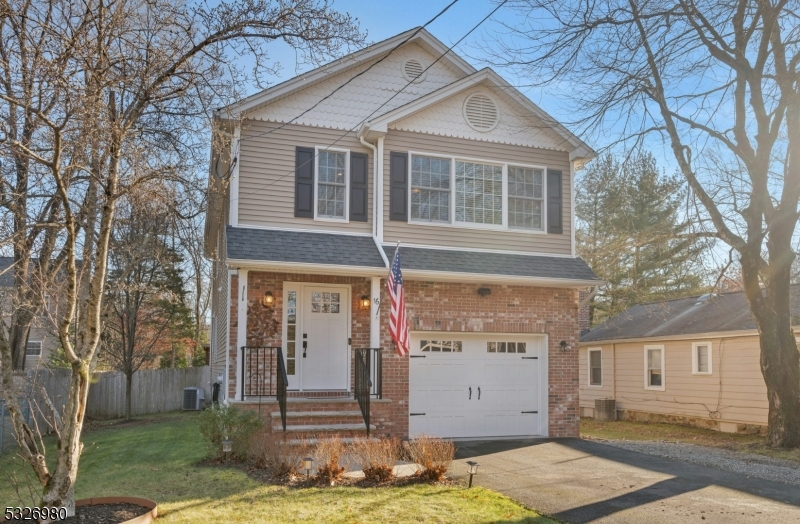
[466,461,479,488]
[360,294,371,310]
[262,291,275,308]
[560,340,571,352]
[477,287,491,297]
[222,439,233,464]
[303,457,314,480]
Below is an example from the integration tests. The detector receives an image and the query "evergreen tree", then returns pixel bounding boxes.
[577,152,710,325]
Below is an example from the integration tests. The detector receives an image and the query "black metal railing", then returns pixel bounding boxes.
[241,346,280,397]
[354,348,383,436]
[241,346,288,432]
[276,347,288,432]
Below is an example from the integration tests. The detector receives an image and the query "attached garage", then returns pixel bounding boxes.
[409,332,548,439]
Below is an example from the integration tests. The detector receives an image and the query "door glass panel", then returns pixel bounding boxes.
[285,291,297,376]
[311,290,341,314]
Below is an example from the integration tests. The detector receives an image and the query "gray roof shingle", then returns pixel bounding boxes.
[580,285,800,342]
[385,245,600,281]
[226,226,385,267]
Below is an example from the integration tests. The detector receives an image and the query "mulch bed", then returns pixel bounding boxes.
[241,462,460,489]
[58,503,149,524]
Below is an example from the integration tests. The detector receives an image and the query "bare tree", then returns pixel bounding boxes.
[0,0,364,513]
[496,0,800,446]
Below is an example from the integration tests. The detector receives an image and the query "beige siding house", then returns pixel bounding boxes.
[204,28,602,441]
[579,287,800,433]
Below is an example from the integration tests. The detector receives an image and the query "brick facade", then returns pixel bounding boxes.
[230,271,581,438]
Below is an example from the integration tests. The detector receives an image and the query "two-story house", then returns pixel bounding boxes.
[204,28,601,440]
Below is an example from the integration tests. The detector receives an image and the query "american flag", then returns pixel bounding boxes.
[387,246,409,356]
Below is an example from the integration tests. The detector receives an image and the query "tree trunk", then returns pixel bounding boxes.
[125,372,133,421]
[40,362,90,516]
[9,312,34,370]
[758,316,800,447]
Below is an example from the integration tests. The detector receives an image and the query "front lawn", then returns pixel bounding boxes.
[0,413,554,523]
[581,418,800,463]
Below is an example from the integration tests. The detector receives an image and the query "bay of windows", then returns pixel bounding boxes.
[409,153,545,231]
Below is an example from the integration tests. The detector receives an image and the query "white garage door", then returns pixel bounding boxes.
[409,332,547,439]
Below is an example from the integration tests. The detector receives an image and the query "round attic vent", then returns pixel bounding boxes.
[402,59,425,82]
[463,93,499,132]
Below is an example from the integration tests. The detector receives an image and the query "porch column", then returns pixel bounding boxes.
[235,268,249,401]
[370,276,381,348]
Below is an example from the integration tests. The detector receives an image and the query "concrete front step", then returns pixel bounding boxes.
[273,423,376,433]
[270,410,363,419]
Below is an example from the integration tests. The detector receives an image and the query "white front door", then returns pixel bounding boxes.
[409,333,546,438]
[301,285,350,390]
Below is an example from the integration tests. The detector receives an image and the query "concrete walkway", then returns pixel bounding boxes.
[452,438,800,523]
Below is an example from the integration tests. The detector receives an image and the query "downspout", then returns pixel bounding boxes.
[360,135,389,268]
[579,285,600,309]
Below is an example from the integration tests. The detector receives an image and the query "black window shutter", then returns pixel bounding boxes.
[547,169,563,234]
[294,146,315,218]
[389,151,408,221]
[349,152,369,222]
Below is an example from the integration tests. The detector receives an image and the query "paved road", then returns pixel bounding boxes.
[452,438,800,523]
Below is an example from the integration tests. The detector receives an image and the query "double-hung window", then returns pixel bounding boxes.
[26,341,42,357]
[692,342,712,374]
[455,161,503,225]
[645,345,665,390]
[411,155,451,222]
[408,153,546,231]
[588,348,602,386]
[316,149,348,220]
[508,166,544,230]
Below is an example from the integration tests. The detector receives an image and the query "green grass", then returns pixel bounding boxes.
[1,413,555,523]
[581,418,800,463]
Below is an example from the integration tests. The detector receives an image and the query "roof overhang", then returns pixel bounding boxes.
[579,328,771,346]
[357,68,596,163]
[226,259,387,277]
[402,269,603,287]
[216,27,476,120]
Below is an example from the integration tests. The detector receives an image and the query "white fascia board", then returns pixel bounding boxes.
[226,259,387,277]
[402,269,603,288]
[220,28,475,119]
[361,68,596,159]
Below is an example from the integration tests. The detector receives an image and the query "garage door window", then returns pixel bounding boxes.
[487,342,526,353]
[420,340,463,352]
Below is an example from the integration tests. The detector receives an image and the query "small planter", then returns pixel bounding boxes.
[71,497,157,524]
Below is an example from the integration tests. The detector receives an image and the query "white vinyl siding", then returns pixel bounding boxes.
[645,345,665,391]
[236,121,372,234]
[692,341,712,374]
[588,348,602,386]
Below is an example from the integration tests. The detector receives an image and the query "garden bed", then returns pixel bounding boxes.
[60,498,157,524]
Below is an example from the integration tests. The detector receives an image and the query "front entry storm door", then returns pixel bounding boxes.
[288,284,350,390]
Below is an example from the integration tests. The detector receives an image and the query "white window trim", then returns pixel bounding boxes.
[314,146,350,223]
[691,341,713,375]
[26,340,43,357]
[644,344,665,391]
[407,151,547,234]
[587,347,603,387]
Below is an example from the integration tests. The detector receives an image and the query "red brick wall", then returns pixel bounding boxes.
[232,272,580,438]
[228,274,238,399]
[578,288,591,334]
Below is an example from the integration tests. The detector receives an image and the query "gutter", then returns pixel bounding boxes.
[359,136,389,269]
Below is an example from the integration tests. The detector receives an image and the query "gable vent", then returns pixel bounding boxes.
[463,93,499,132]
[402,59,425,82]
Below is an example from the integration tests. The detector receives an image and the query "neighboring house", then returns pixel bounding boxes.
[205,28,600,440]
[579,286,800,434]
[0,257,60,369]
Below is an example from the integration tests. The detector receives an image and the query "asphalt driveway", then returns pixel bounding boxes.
[452,438,800,523]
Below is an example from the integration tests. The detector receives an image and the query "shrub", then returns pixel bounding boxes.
[198,404,262,459]
[249,431,312,479]
[406,435,455,482]
[352,437,400,483]
[314,437,346,485]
